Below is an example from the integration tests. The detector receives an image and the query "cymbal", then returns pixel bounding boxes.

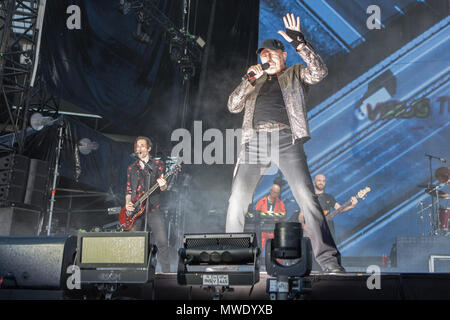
[435,167,449,185]
[424,189,450,199]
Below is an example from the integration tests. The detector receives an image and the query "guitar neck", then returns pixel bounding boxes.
[325,187,370,220]
[326,199,352,220]
[134,173,167,207]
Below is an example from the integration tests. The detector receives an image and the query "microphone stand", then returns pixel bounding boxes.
[142,160,153,233]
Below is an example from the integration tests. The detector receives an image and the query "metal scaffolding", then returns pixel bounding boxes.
[0,0,59,153]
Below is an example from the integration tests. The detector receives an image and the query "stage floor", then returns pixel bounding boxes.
[1,272,449,300]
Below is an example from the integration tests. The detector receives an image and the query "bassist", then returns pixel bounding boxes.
[125,136,170,272]
[299,173,358,240]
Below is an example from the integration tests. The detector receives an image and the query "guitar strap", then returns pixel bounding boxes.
[130,160,152,200]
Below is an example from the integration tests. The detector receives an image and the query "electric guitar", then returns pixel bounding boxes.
[324,187,371,220]
[119,164,181,231]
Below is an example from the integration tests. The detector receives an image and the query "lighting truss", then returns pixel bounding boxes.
[0,0,59,153]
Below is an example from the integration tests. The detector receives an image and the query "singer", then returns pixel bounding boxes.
[225,13,345,273]
[125,136,170,272]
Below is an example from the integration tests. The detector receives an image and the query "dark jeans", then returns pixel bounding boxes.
[327,219,336,241]
[131,208,170,272]
[225,129,341,268]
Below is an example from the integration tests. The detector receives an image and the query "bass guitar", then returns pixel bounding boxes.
[119,164,181,231]
[324,187,371,220]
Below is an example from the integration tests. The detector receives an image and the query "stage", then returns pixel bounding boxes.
[1,0,449,308]
[1,271,450,300]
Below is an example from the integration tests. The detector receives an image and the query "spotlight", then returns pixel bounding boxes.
[265,222,313,300]
[74,231,157,299]
[169,37,186,62]
[30,112,53,131]
[180,62,195,80]
[78,138,99,155]
[169,37,198,80]
[133,10,152,44]
[177,233,260,299]
[195,36,206,49]
[118,0,132,15]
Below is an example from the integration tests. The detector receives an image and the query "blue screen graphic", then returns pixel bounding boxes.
[256,0,449,265]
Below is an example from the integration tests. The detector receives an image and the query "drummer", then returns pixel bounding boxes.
[435,167,449,200]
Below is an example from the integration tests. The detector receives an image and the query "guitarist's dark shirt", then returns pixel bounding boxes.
[126,157,165,210]
[317,193,337,212]
[317,193,337,239]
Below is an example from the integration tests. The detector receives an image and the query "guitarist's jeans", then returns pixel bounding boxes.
[225,129,341,269]
[131,208,170,272]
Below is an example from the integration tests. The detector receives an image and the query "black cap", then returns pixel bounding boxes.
[256,39,285,54]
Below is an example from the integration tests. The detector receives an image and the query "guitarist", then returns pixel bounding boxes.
[299,173,358,240]
[125,136,170,272]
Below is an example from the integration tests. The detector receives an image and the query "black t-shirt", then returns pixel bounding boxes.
[318,192,337,238]
[253,75,290,127]
[317,193,337,213]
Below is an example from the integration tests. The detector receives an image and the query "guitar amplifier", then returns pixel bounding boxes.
[75,231,156,284]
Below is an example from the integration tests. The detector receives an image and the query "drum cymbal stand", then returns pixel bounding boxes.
[417,200,430,236]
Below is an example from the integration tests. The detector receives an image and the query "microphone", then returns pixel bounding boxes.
[425,154,446,163]
[130,151,141,157]
[242,63,270,81]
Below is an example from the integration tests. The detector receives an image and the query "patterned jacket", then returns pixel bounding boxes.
[126,158,165,207]
[227,42,328,145]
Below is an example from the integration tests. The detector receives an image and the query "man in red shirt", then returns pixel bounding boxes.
[255,184,286,214]
[255,184,286,251]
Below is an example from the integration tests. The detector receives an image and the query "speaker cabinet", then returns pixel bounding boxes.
[0,236,77,289]
[0,206,42,236]
[0,154,30,205]
[0,154,49,209]
[0,154,29,171]
[24,159,49,208]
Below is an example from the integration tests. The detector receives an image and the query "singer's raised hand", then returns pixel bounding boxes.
[278,13,301,42]
[246,64,265,80]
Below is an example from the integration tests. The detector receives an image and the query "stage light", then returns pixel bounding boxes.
[177,233,260,299]
[74,231,157,299]
[265,222,313,300]
[78,138,99,155]
[195,36,206,49]
[133,10,151,44]
[30,112,53,131]
[118,0,132,15]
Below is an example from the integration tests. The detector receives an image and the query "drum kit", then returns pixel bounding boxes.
[417,166,449,236]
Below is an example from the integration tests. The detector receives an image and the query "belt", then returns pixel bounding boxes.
[255,123,289,132]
